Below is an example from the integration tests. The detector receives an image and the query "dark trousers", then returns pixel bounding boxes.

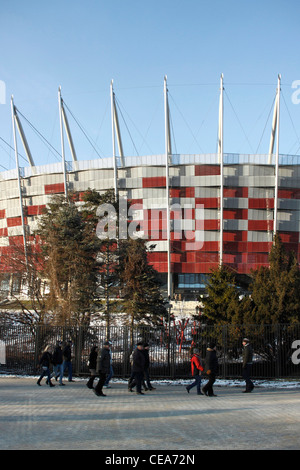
[86,374,96,389]
[202,373,216,396]
[242,364,254,391]
[38,366,51,384]
[132,371,144,393]
[143,368,152,389]
[95,372,107,394]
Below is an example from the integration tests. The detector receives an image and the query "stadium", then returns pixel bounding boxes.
[1,75,300,302]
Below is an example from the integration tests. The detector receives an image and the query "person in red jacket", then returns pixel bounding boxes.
[186,348,204,395]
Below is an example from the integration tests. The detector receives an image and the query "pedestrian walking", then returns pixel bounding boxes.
[94,341,111,397]
[130,342,146,395]
[186,348,204,395]
[62,340,74,382]
[104,341,114,389]
[51,341,64,386]
[128,347,136,392]
[37,346,55,387]
[86,345,98,389]
[202,342,219,397]
[142,343,156,391]
[242,338,254,393]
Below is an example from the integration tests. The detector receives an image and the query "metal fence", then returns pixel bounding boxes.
[1,323,300,379]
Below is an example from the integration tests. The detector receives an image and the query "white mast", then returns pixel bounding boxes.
[164,75,172,298]
[110,80,118,200]
[268,91,278,165]
[11,96,28,266]
[218,73,224,266]
[58,86,68,198]
[110,80,125,200]
[273,74,281,237]
[61,103,78,162]
[13,109,35,167]
[112,84,124,167]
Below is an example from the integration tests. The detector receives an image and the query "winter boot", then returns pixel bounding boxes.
[86,376,95,389]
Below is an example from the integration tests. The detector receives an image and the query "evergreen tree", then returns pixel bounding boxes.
[201,265,240,325]
[81,188,120,335]
[250,234,300,324]
[118,238,167,342]
[36,193,102,326]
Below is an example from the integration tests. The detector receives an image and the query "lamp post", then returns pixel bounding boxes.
[167,296,173,374]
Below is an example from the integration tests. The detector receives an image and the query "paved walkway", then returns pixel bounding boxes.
[0,376,299,451]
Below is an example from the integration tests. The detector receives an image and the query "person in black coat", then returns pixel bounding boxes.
[51,341,64,386]
[86,345,98,389]
[142,343,156,391]
[202,343,219,397]
[37,346,55,387]
[131,342,146,395]
[94,341,111,397]
[62,340,74,382]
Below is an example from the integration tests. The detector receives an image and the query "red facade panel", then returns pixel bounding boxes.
[0,209,5,219]
[195,165,220,176]
[26,205,46,216]
[44,183,65,195]
[223,241,248,252]
[248,220,273,231]
[248,198,274,209]
[223,209,248,220]
[169,187,195,198]
[247,242,273,252]
[142,176,166,188]
[195,197,219,208]
[277,232,299,243]
[195,252,219,263]
[203,219,219,230]
[278,188,300,199]
[7,216,26,227]
[223,231,247,241]
[9,235,24,245]
[224,187,248,198]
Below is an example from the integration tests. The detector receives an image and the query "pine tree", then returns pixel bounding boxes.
[250,234,300,324]
[36,193,102,326]
[81,188,120,336]
[201,265,240,325]
[118,238,167,343]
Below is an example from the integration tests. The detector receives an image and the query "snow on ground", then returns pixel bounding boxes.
[1,374,300,389]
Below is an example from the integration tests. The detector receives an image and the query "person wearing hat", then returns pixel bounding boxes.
[242,338,254,393]
[94,341,111,397]
[202,343,219,397]
[142,343,156,391]
[186,348,204,395]
[131,342,146,395]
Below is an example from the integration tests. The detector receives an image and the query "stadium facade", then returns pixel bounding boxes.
[1,76,300,298]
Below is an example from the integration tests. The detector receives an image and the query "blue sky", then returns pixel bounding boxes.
[0,0,300,170]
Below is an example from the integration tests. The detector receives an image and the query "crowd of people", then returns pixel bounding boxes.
[37,340,75,387]
[37,338,254,395]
